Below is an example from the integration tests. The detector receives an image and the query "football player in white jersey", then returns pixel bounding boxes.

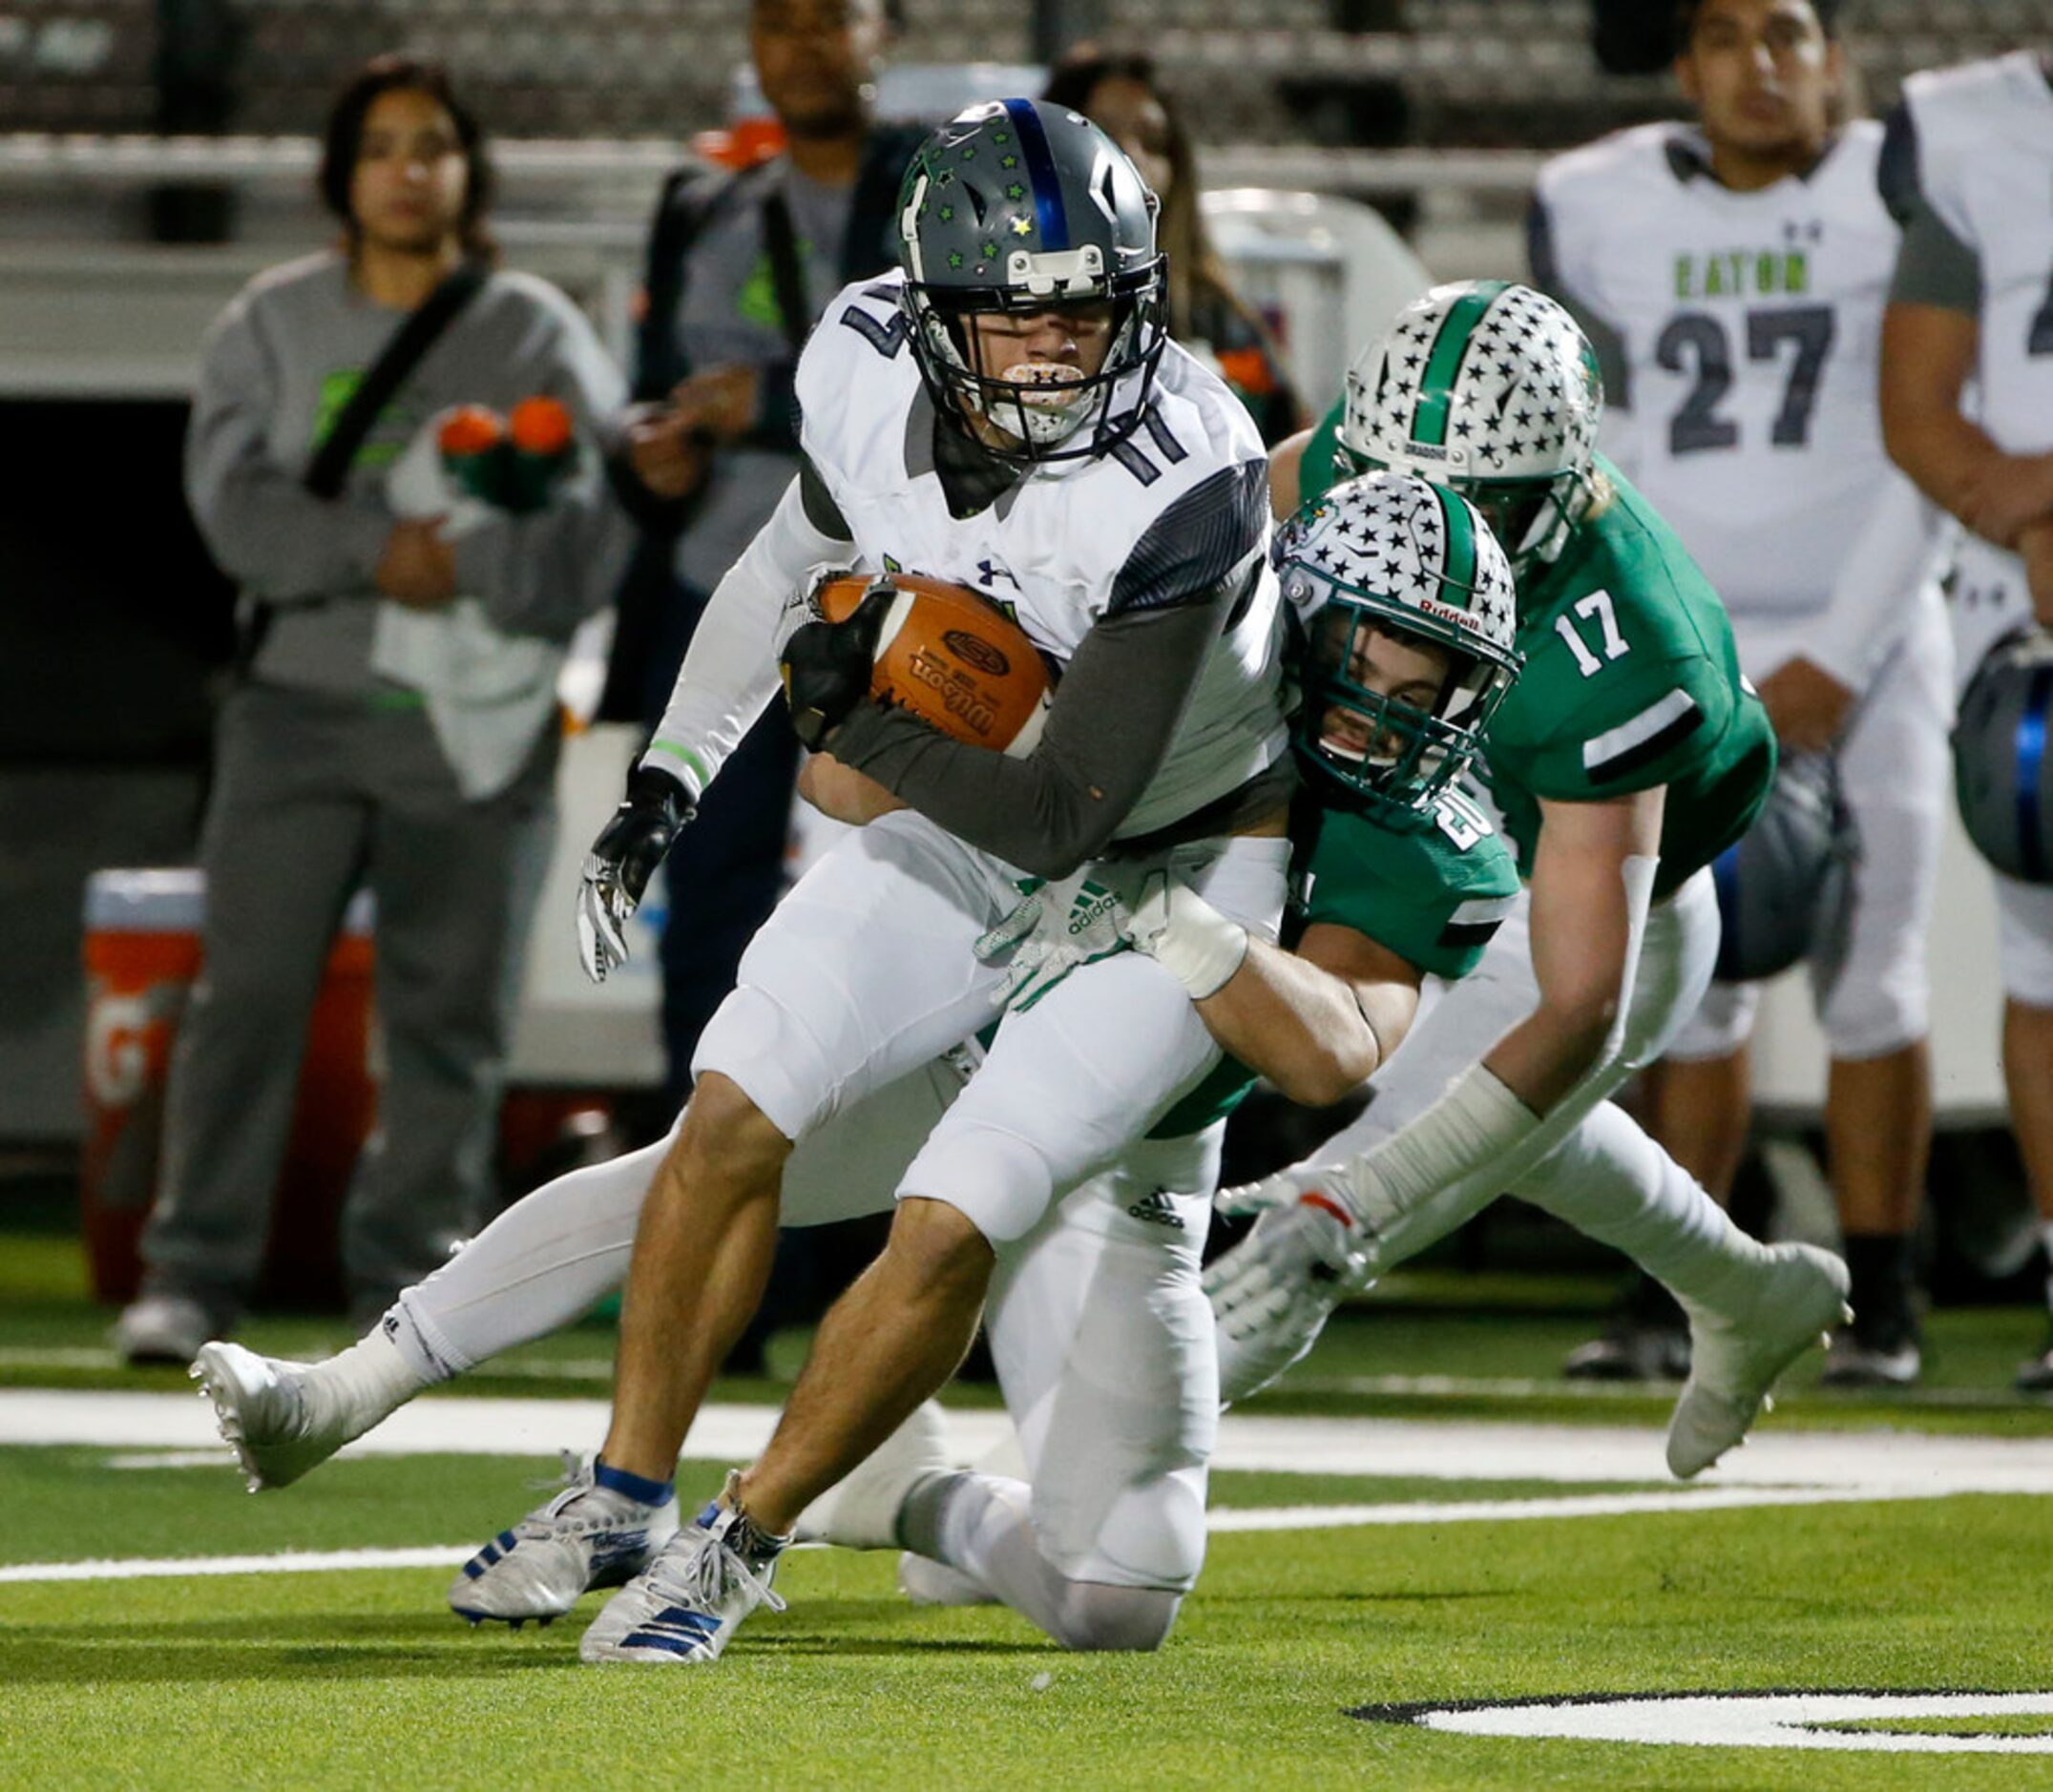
[1880,46,2053,1388]
[191,98,1296,1667]
[190,472,1518,1659]
[1529,0,1950,1386]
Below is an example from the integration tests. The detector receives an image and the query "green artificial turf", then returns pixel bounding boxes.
[2,1458,2050,1789]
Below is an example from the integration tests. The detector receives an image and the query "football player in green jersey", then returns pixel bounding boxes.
[1201,282,1843,1475]
[986,469,1529,1121]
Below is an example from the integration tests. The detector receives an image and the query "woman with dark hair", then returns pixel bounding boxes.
[318,54,496,262]
[115,56,638,1364]
[1043,47,1306,446]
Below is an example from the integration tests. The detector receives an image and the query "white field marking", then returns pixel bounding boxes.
[0,1347,622,1380]
[14,1345,2039,1410]
[1205,1484,1965,1531]
[1285,1371,2050,1412]
[10,1389,2053,1494]
[0,1480,2009,1587]
[0,1546,469,1585]
[105,1450,241,1470]
[0,1492,1923,1586]
[1397,1692,2053,1755]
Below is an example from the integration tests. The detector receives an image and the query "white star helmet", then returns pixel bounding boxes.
[1340,280,1603,578]
[1276,469,1522,809]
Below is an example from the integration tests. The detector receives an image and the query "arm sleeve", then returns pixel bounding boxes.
[827,584,1234,879]
[641,468,854,799]
[1795,473,1948,693]
[826,458,1269,876]
[454,302,640,642]
[182,294,392,604]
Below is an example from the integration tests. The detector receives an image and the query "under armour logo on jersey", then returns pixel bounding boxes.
[976,558,1019,590]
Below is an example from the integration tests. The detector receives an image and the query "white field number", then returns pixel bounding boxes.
[1377,1692,2053,1755]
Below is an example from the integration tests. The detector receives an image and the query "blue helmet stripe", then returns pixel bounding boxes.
[2018,665,2052,882]
[1004,98,1070,251]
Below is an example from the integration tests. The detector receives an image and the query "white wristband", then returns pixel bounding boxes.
[1128,873,1248,1001]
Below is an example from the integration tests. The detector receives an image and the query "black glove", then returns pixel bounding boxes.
[779,585,893,750]
[576,763,696,983]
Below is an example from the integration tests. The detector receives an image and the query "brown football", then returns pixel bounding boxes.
[812,572,1053,757]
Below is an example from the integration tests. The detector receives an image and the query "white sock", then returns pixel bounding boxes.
[1515,1100,1771,1313]
[386,1133,668,1379]
[301,1325,426,1444]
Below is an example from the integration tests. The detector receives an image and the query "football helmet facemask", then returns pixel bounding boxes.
[1277,470,1522,810]
[897,98,1167,463]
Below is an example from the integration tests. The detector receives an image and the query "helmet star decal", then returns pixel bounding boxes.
[1276,470,1522,812]
[1341,281,1603,576]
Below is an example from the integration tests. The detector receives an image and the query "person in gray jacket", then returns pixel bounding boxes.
[115,55,636,1362]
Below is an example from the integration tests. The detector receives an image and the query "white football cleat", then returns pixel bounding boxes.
[191,1341,346,1490]
[1665,1243,1852,1479]
[580,1490,786,1664]
[450,1458,678,1626]
[792,1400,952,1551]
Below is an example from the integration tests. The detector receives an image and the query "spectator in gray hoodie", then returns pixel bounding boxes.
[115,55,636,1363]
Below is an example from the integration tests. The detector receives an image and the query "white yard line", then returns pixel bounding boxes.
[0,1481,1998,1587]
[9,1388,2053,1492]
[3,1384,2051,1587]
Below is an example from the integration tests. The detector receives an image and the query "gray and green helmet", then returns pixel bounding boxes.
[1340,280,1604,579]
[895,98,1167,462]
[1276,470,1522,810]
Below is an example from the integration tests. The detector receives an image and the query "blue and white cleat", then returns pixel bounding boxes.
[579,1481,787,1664]
[450,1457,678,1626]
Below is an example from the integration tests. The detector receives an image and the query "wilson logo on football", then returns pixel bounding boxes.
[941,629,1011,677]
[904,652,1000,741]
[811,571,1052,757]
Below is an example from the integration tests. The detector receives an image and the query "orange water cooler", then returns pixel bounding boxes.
[79,869,377,1307]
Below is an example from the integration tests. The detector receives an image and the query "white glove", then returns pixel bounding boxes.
[1203,1167,1379,1404]
[974,866,1141,1012]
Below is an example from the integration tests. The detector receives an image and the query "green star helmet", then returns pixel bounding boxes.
[896,98,1167,463]
[1340,281,1604,580]
[1277,469,1522,810]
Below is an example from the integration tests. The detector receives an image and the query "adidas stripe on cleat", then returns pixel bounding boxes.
[449,1458,678,1625]
[581,1483,788,1665]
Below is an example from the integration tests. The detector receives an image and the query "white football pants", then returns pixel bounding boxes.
[1669,597,1953,1061]
[393,1052,1222,1597]
[691,806,1288,1244]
